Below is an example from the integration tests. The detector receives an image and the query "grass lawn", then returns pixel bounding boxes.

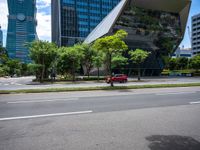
[0,83,200,94]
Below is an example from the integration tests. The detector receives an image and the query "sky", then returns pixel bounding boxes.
[0,0,51,47]
[0,0,200,48]
[179,0,200,48]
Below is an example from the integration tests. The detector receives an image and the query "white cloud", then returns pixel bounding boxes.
[37,0,51,9]
[0,0,51,46]
[0,0,8,30]
[0,0,8,46]
[38,0,51,5]
[36,0,51,41]
[36,11,51,41]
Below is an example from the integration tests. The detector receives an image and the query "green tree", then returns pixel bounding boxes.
[93,53,104,81]
[112,55,128,70]
[0,46,23,77]
[161,56,170,69]
[93,29,128,86]
[57,45,83,81]
[189,54,200,71]
[28,40,58,82]
[0,65,9,77]
[27,63,43,78]
[168,58,177,70]
[5,59,22,77]
[129,49,150,80]
[176,57,188,70]
[80,43,97,78]
[0,46,9,76]
[0,46,8,64]
[20,63,29,76]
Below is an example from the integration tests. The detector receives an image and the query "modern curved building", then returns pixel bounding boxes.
[6,0,37,63]
[85,0,191,75]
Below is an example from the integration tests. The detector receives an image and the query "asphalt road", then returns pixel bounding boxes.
[0,76,200,90]
[0,87,200,150]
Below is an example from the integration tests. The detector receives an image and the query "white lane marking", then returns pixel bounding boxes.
[15,83,22,85]
[156,92,196,96]
[0,110,93,121]
[7,98,79,104]
[189,101,200,105]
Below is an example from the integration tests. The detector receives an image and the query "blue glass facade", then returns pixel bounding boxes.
[0,26,3,47]
[6,0,37,63]
[52,0,120,46]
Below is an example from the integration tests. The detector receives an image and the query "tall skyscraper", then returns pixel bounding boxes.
[6,0,37,63]
[0,25,3,47]
[51,0,120,47]
[192,13,200,55]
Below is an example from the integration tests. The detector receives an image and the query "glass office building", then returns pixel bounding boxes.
[192,13,200,55]
[6,0,37,63]
[0,25,3,47]
[51,0,120,46]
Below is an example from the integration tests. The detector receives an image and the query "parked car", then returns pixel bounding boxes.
[106,74,128,83]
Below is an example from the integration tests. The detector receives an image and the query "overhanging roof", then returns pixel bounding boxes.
[84,0,191,44]
[132,0,190,13]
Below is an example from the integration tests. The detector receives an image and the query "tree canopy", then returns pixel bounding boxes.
[28,40,58,82]
[189,54,200,70]
[93,29,128,86]
[129,49,150,80]
[129,49,150,64]
[57,44,83,81]
[80,43,97,78]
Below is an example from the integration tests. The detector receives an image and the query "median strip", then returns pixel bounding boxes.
[0,110,93,121]
[0,83,200,94]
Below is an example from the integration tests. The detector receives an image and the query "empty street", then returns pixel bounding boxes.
[0,87,200,150]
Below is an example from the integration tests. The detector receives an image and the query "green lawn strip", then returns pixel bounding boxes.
[0,83,200,94]
[161,69,200,76]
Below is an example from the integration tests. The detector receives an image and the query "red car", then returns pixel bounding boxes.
[106,74,128,83]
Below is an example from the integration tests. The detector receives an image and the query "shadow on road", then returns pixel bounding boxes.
[146,135,200,150]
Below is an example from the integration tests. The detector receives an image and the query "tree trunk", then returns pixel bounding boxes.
[72,61,75,82]
[41,57,45,83]
[97,67,100,82]
[109,54,113,87]
[44,68,49,79]
[87,69,90,79]
[138,64,141,81]
[128,68,132,77]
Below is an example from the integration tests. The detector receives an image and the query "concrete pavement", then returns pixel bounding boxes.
[0,87,200,150]
[0,104,200,150]
[0,87,200,119]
